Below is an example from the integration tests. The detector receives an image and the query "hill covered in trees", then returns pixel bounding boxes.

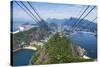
[31,33,94,64]
[12,27,49,50]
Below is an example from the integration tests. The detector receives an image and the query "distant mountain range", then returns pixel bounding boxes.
[47,18,67,24]
[12,17,97,33]
[46,17,97,31]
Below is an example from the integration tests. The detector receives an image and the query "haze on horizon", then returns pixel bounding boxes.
[12,1,97,25]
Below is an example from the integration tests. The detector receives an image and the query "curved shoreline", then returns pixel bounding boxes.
[13,48,22,52]
[13,46,37,66]
[23,46,37,51]
[83,55,90,59]
[13,46,37,52]
[13,46,92,66]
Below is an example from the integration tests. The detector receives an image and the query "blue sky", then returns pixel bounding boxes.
[12,1,97,24]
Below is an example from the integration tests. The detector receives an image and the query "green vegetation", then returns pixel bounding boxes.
[45,33,73,56]
[31,33,94,64]
[12,27,94,64]
[12,27,37,49]
[12,27,49,50]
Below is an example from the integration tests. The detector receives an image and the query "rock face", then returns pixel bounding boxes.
[12,27,49,50]
[31,33,93,64]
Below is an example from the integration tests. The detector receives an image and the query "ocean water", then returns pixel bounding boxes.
[12,49,34,66]
[69,31,97,59]
[11,20,34,32]
[12,31,97,66]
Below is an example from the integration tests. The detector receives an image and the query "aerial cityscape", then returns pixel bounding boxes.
[11,1,97,66]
